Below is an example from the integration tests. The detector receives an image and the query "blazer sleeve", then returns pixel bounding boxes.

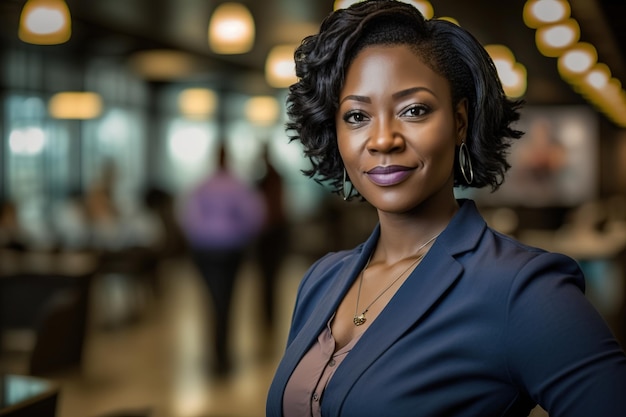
[503,251,626,416]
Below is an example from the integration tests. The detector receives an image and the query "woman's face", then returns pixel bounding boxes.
[336,44,467,214]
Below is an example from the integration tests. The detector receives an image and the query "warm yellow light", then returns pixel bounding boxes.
[594,78,626,123]
[245,96,280,126]
[333,0,365,10]
[557,42,597,81]
[208,2,255,54]
[406,1,434,19]
[584,63,611,90]
[535,19,580,57]
[484,44,516,67]
[599,78,622,101]
[265,45,298,88]
[523,0,570,29]
[128,49,196,81]
[576,63,612,105]
[484,45,526,98]
[503,63,528,98]
[48,92,103,120]
[18,0,71,45]
[438,16,460,25]
[334,0,433,17]
[524,1,624,126]
[178,89,218,119]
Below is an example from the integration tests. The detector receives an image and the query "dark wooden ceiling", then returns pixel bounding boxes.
[1,0,625,106]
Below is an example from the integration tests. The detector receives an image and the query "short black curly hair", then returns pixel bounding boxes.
[286,0,524,197]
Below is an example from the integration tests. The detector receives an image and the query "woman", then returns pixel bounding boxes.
[267,1,626,416]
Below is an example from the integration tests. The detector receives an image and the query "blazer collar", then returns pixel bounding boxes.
[437,198,486,256]
[269,199,487,416]
[322,199,487,415]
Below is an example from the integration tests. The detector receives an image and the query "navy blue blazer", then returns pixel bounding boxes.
[266,199,626,417]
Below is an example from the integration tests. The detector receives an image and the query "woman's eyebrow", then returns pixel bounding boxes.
[339,95,371,105]
[339,87,436,105]
[392,86,435,99]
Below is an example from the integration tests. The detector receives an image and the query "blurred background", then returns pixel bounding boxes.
[0,0,625,416]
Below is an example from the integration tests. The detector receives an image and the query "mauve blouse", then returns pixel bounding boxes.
[282,317,363,417]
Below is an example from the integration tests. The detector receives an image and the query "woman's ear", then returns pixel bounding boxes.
[455,98,469,146]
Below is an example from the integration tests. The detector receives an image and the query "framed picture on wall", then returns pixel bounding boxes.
[463,105,599,207]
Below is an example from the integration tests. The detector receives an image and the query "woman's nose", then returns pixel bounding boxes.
[367,118,405,154]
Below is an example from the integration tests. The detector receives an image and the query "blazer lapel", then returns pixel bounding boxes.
[266,230,380,417]
[322,199,486,415]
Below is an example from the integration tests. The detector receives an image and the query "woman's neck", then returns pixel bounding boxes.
[375,198,459,264]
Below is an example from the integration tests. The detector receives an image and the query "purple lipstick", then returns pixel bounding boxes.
[366,165,413,186]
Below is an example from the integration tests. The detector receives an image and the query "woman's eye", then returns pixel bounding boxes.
[401,105,429,118]
[343,111,368,124]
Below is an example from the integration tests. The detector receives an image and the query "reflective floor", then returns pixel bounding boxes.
[47,255,306,417]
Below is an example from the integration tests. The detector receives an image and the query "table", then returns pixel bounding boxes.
[0,374,59,416]
[0,250,100,375]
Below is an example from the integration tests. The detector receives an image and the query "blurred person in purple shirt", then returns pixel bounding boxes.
[178,143,266,377]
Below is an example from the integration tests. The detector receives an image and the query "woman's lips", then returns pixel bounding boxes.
[365,165,413,186]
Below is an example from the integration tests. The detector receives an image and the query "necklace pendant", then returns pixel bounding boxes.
[353,314,366,326]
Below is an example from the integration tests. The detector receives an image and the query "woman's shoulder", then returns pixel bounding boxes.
[473,225,585,289]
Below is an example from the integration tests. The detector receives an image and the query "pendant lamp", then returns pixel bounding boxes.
[19,0,71,45]
[178,88,218,119]
[535,19,580,57]
[48,92,103,120]
[208,2,255,54]
[245,96,280,126]
[265,45,297,88]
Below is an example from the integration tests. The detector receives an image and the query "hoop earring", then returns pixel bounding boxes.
[459,142,474,185]
[342,168,354,201]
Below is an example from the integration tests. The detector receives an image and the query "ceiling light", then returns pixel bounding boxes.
[597,78,622,103]
[535,19,580,57]
[265,45,298,88]
[333,0,433,18]
[48,92,103,119]
[557,42,597,80]
[18,0,71,45]
[484,44,516,66]
[208,2,255,54]
[523,1,625,127]
[128,49,196,81]
[584,63,611,90]
[178,88,218,119]
[576,63,612,106]
[406,1,434,19]
[523,0,570,28]
[333,0,365,10]
[502,63,528,98]
[244,96,280,126]
[484,45,526,98]
[594,78,626,126]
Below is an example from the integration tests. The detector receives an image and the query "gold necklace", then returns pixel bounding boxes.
[353,232,441,326]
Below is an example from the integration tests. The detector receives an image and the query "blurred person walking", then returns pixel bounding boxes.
[178,143,266,377]
[255,145,290,352]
